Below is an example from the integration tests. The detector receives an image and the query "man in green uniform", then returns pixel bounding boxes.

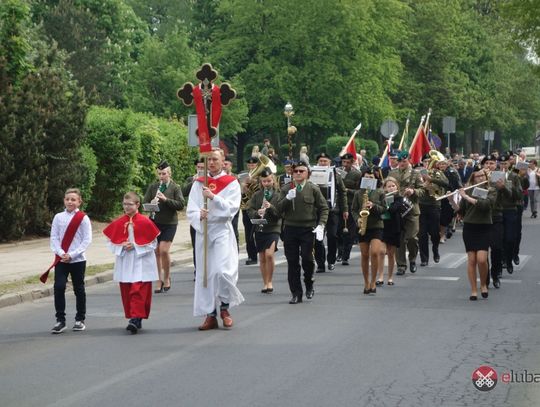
[388,151,425,275]
[277,161,329,304]
[339,153,362,265]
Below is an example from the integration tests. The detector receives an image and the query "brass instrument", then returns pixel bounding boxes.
[240,154,277,210]
[423,150,446,199]
[357,190,370,236]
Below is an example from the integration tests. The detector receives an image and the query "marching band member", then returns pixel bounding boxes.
[339,152,362,266]
[439,158,462,243]
[187,149,244,330]
[498,154,523,274]
[143,161,185,293]
[351,169,385,294]
[277,161,328,304]
[450,169,496,301]
[247,167,281,294]
[241,157,260,265]
[388,151,425,275]
[278,159,294,189]
[418,154,449,266]
[377,177,403,286]
[313,152,348,272]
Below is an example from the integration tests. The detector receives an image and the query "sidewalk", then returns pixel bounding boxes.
[0,214,246,308]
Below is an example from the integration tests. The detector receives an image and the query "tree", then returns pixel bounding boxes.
[33,0,148,107]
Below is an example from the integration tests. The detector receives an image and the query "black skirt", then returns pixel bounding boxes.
[462,223,491,252]
[255,232,280,252]
[358,228,383,244]
[154,222,177,242]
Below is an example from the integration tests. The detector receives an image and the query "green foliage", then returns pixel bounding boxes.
[77,144,98,210]
[85,106,195,219]
[0,4,88,241]
[33,0,149,106]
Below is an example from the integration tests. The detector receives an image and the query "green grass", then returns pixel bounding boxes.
[0,263,114,297]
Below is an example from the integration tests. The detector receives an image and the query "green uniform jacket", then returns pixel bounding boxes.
[277,181,329,228]
[246,189,282,234]
[341,168,362,208]
[388,166,425,216]
[351,188,385,230]
[498,171,522,209]
[458,187,497,224]
[143,180,185,224]
[488,181,512,218]
[418,170,449,207]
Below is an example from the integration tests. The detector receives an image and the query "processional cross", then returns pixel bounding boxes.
[177,63,237,287]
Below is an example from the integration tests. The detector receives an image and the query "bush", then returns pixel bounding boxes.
[76,144,98,211]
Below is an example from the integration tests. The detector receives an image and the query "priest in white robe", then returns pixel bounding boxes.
[187,149,244,330]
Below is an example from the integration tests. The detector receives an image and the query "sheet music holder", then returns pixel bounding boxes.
[142,203,160,212]
[250,218,268,225]
[360,177,378,190]
[472,187,488,199]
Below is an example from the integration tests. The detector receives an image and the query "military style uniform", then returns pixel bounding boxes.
[418,170,449,265]
[388,165,425,274]
[314,169,347,272]
[499,168,523,273]
[339,167,362,264]
[277,181,328,301]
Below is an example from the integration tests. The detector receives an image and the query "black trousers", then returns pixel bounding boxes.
[419,205,441,263]
[54,261,86,322]
[502,209,518,266]
[283,226,316,296]
[514,205,523,258]
[242,210,258,261]
[490,216,503,279]
[314,212,339,269]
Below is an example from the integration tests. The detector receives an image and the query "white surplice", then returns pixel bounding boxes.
[107,223,158,283]
[187,171,245,316]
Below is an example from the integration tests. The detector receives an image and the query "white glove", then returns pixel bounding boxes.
[313,225,324,241]
[286,188,297,201]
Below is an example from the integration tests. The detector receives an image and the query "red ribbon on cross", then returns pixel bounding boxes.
[192,85,222,153]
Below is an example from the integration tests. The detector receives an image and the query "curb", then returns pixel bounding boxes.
[0,254,195,310]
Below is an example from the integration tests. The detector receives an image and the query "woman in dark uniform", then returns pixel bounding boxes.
[378,177,403,286]
[247,168,282,293]
[352,169,385,295]
[451,169,496,301]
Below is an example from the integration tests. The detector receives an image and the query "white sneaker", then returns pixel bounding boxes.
[72,321,86,331]
[51,321,66,334]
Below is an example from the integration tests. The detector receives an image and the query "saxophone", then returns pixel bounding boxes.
[357,190,370,236]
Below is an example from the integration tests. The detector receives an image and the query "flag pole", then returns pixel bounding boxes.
[339,122,362,156]
[398,115,410,151]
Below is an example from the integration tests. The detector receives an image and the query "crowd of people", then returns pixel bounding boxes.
[47,143,539,334]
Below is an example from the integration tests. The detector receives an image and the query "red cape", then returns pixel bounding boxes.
[196,174,237,195]
[103,213,160,245]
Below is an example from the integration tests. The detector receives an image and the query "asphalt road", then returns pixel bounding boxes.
[1,219,539,407]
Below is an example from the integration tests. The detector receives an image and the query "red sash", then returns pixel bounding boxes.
[196,174,237,195]
[40,211,87,283]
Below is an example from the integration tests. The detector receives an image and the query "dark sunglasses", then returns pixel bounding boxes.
[293,169,306,173]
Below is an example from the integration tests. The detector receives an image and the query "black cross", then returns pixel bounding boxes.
[177,63,236,139]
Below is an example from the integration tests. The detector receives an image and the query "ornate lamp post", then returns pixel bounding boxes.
[284,102,297,160]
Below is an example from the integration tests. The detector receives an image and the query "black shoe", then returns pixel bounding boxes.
[469,295,478,301]
[363,288,371,294]
[446,230,453,239]
[154,281,164,294]
[341,260,349,266]
[409,262,417,273]
[306,289,315,299]
[376,280,384,286]
[261,288,268,293]
[396,268,405,276]
[328,263,335,271]
[493,279,500,289]
[481,291,489,299]
[507,264,513,274]
[513,255,520,266]
[245,259,257,265]
[336,255,343,262]
[433,253,440,263]
[420,261,428,267]
[316,268,326,273]
[51,321,66,334]
[370,288,376,294]
[126,319,138,334]
[289,295,303,304]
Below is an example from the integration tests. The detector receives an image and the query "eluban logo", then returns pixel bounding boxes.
[472,366,498,391]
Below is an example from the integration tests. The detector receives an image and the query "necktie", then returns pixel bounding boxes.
[159,183,167,193]
[296,184,302,192]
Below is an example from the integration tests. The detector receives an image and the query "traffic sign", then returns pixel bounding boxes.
[380,120,399,138]
[442,117,456,134]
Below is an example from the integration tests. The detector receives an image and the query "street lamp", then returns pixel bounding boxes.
[284,102,296,160]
